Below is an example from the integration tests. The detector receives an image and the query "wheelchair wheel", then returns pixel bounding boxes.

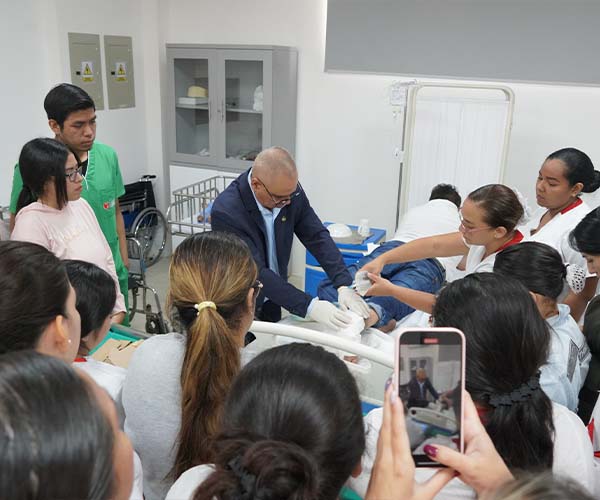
[131,207,167,267]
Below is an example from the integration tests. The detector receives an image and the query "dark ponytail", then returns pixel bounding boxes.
[194,343,365,500]
[433,273,554,470]
[546,147,600,193]
[16,138,69,213]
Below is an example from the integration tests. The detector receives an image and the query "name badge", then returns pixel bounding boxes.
[103,199,115,210]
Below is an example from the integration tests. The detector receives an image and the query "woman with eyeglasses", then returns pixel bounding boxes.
[11,137,125,323]
[360,184,524,314]
[122,231,261,500]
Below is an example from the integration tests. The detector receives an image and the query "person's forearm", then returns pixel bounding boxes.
[375,232,467,267]
[388,286,436,314]
[9,212,15,232]
[115,201,128,267]
[564,277,598,322]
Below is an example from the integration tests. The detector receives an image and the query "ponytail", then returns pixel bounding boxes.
[193,438,319,500]
[433,273,555,470]
[470,380,554,470]
[174,305,242,476]
[167,231,257,479]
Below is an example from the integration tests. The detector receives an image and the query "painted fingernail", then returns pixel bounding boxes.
[384,377,392,392]
[424,444,438,457]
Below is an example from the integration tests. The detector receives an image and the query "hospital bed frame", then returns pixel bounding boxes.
[249,320,394,406]
[166,175,237,237]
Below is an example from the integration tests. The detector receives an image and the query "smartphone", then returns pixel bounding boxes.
[394,327,465,467]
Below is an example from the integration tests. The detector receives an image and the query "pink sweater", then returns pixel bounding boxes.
[11,199,126,315]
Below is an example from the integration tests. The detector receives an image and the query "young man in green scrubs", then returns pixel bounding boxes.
[9,83,130,321]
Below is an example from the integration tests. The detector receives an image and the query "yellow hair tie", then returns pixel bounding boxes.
[194,301,217,316]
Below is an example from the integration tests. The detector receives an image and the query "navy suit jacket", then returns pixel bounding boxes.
[211,170,352,318]
[407,377,439,404]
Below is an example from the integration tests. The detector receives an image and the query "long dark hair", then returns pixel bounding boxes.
[432,273,554,470]
[0,350,114,500]
[546,147,600,193]
[467,184,524,232]
[16,137,69,213]
[569,206,600,255]
[0,241,71,354]
[168,231,257,478]
[494,242,566,300]
[65,260,116,351]
[193,343,365,500]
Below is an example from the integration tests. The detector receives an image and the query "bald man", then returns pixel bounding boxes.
[211,147,370,328]
[407,368,439,408]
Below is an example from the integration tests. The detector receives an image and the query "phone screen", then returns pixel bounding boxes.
[396,328,465,467]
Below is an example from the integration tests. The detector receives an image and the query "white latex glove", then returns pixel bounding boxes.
[308,299,353,330]
[338,286,371,318]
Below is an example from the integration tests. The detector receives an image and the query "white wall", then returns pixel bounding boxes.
[0,0,160,209]
[4,0,600,276]
[159,0,600,277]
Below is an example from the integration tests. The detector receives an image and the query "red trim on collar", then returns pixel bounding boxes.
[560,197,583,215]
[496,230,524,253]
[74,357,87,363]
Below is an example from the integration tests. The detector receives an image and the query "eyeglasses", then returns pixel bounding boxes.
[254,176,303,208]
[458,214,491,234]
[65,165,84,182]
[251,280,263,299]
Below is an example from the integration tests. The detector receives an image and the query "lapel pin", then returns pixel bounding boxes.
[282,216,287,222]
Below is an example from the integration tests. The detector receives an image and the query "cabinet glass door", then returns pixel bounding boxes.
[220,51,272,169]
[171,53,217,165]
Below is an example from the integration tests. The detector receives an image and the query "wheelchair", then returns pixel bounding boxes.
[127,236,169,335]
[120,175,167,267]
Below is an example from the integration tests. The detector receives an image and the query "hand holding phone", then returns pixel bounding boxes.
[394,328,466,467]
[423,391,514,496]
[364,386,455,500]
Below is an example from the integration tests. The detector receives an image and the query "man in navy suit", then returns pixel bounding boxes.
[211,147,370,327]
[407,368,440,408]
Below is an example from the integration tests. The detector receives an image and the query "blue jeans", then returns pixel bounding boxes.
[317,241,445,327]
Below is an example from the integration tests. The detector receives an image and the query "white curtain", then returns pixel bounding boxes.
[404,91,510,210]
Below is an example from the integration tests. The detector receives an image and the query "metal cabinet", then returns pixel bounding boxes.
[166,44,297,172]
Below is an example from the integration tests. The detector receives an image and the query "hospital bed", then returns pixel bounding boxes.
[166,175,237,238]
[249,318,394,407]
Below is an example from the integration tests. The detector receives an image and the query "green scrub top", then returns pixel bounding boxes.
[10,141,129,308]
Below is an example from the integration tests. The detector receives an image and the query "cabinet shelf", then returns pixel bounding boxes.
[176,103,209,110]
[226,107,262,114]
[175,103,262,114]
[167,44,297,172]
